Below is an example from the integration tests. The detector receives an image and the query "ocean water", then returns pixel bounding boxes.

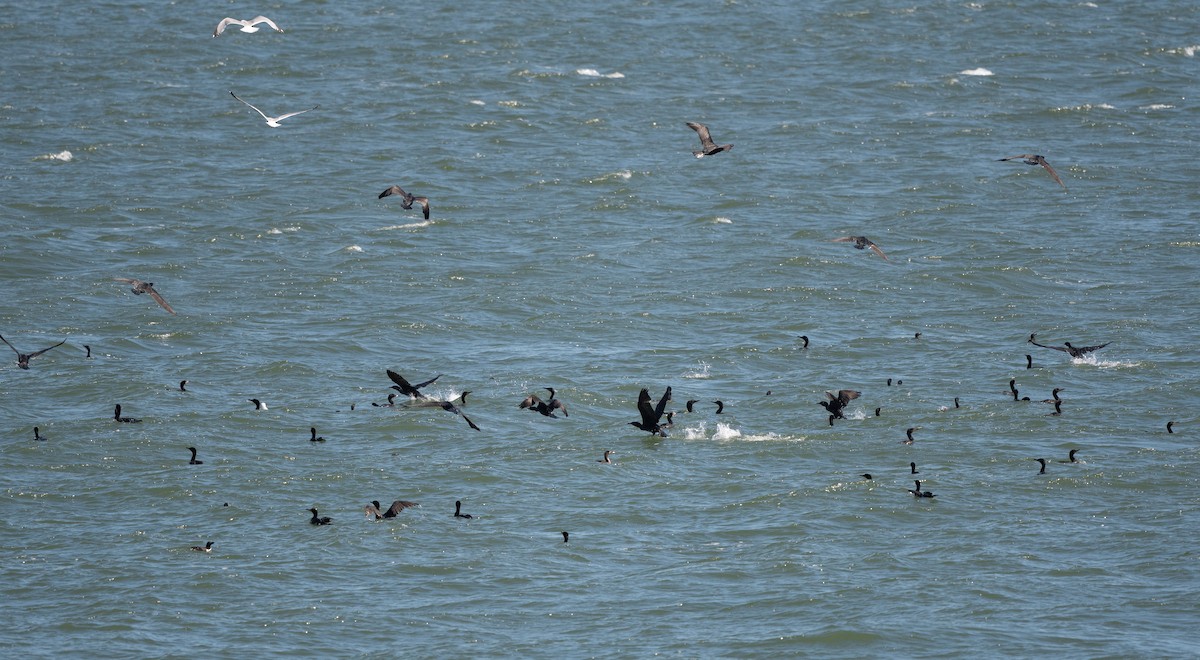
[3,1,1200,656]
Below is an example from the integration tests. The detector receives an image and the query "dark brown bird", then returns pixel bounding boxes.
[378,185,430,219]
[365,500,418,520]
[453,500,473,519]
[1035,458,1047,475]
[819,389,861,420]
[832,236,888,260]
[598,450,614,464]
[629,386,672,436]
[1167,421,1175,434]
[309,427,325,442]
[187,447,203,465]
[901,427,916,445]
[191,541,214,552]
[799,335,809,349]
[562,531,569,543]
[1060,449,1080,463]
[998,154,1067,189]
[686,121,733,158]
[309,508,332,525]
[1029,334,1111,358]
[0,334,66,370]
[114,278,176,314]
[33,427,45,441]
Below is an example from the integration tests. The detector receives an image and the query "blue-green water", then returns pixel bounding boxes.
[3,1,1200,656]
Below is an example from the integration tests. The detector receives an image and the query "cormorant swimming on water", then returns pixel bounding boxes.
[114,404,142,423]
[454,501,473,519]
[188,447,203,464]
[309,508,332,525]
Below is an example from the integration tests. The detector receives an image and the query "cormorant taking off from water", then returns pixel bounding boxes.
[630,386,672,436]
[998,154,1067,189]
[520,388,568,417]
[686,122,733,158]
[832,236,888,260]
[365,500,418,520]
[0,334,66,370]
[386,369,443,399]
[819,389,861,420]
[1028,334,1110,358]
[378,185,431,219]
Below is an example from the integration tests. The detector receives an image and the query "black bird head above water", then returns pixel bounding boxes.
[713,400,725,414]
[113,277,176,315]
[799,335,809,349]
[454,500,473,519]
[598,450,614,463]
[832,236,888,260]
[910,462,919,474]
[191,541,214,552]
[1060,449,1080,463]
[686,121,733,157]
[630,386,672,436]
[0,334,67,370]
[84,345,92,358]
[686,400,698,413]
[249,398,268,411]
[998,154,1067,189]
[861,473,873,480]
[179,380,188,392]
[908,480,936,498]
[1167,421,1175,434]
[378,184,431,220]
[902,427,916,444]
[34,427,45,441]
[1035,458,1047,474]
[562,531,570,543]
[1026,354,1033,369]
[188,446,203,465]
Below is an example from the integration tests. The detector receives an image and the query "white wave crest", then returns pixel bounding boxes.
[959,67,993,76]
[35,150,73,162]
[576,68,625,78]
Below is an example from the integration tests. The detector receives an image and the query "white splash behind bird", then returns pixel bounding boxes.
[230,91,317,128]
[213,16,283,37]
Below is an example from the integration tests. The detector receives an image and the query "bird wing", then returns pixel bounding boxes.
[414,197,431,220]
[144,286,176,314]
[213,17,245,37]
[653,386,673,423]
[28,339,67,359]
[831,236,857,243]
[550,399,568,417]
[249,16,282,32]
[686,122,717,149]
[378,185,405,200]
[1036,157,1067,189]
[0,334,19,356]
[836,390,861,405]
[364,503,381,519]
[412,374,442,390]
[519,394,542,409]
[1074,342,1110,354]
[386,500,418,516]
[998,155,1034,162]
[113,277,140,286]
[866,242,888,260]
[230,92,270,121]
[1029,341,1069,353]
[274,106,318,122]
[636,388,656,427]
[440,401,481,430]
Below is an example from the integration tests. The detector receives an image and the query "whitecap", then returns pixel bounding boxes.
[35,150,73,162]
[469,99,486,106]
[378,220,433,231]
[1140,104,1174,111]
[576,68,625,78]
[343,245,363,253]
[683,362,711,379]
[1073,355,1138,369]
[959,67,993,76]
[712,217,733,224]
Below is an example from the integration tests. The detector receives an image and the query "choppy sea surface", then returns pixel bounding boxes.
[3,1,1200,656]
